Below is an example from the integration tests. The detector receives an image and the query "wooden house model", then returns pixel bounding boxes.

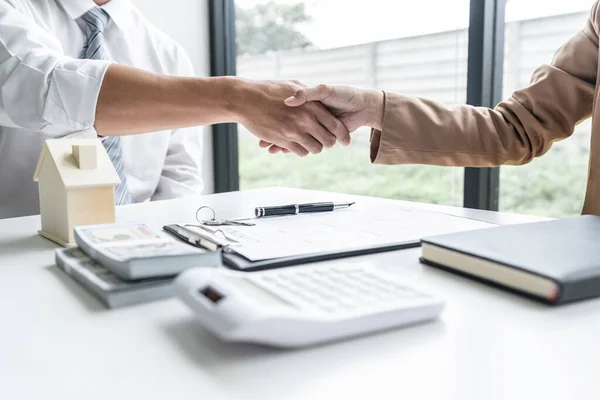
[33,139,120,246]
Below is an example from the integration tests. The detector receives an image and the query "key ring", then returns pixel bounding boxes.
[194,205,256,226]
[196,206,216,224]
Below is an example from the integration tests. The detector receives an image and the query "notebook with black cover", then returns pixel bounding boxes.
[420,215,600,304]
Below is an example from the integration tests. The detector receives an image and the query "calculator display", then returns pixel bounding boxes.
[200,286,224,304]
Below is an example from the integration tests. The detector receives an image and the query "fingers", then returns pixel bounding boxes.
[309,102,351,146]
[285,84,333,107]
[293,132,324,155]
[268,145,289,154]
[284,91,305,107]
[260,134,316,156]
[259,140,290,154]
[260,105,347,152]
[252,80,343,155]
[299,108,337,150]
[286,142,310,157]
[263,136,318,156]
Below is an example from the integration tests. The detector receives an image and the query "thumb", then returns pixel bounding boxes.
[284,84,332,107]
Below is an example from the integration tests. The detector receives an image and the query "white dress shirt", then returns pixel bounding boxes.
[0,0,204,219]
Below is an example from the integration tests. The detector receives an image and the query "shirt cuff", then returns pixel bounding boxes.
[63,127,100,139]
[41,59,113,137]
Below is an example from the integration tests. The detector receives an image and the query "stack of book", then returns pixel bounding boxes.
[55,223,220,308]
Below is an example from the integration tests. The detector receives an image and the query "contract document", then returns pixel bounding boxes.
[189,202,496,261]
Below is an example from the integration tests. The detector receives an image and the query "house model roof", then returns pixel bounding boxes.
[33,139,121,188]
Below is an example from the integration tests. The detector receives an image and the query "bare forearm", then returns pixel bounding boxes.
[94,64,350,156]
[95,64,239,136]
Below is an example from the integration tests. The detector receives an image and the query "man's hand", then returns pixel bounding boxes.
[93,66,349,157]
[232,79,350,156]
[258,84,384,154]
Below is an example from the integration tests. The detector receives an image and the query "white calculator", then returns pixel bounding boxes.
[175,264,445,348]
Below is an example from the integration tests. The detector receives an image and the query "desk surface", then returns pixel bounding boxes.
[1,187,598,400]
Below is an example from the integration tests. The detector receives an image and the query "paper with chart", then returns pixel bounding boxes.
[191,203,497,261]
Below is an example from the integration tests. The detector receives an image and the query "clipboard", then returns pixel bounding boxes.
[163,224,419,272]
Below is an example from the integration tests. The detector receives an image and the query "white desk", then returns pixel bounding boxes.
[1,187,599,400]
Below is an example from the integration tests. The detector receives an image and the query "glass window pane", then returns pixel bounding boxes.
[235,0,469,206]
[500,0,595,217]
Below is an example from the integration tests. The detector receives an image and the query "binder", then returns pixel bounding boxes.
[163,224,419,272]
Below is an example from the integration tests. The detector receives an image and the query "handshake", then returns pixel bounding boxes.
[234,79,385,157]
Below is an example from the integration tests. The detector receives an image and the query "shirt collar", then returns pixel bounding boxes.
[58,0,132,32]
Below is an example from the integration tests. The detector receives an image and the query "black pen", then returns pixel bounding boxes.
[254,202,355,218]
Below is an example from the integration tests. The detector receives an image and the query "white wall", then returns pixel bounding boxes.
[132,0,215,194]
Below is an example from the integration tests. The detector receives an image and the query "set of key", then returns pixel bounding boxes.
[196,205,256,227]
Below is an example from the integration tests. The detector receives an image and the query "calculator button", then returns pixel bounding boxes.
[318,305,337,313]
[339,302,357,310]
[274,283,290,292]
[332,267,363,274]
[313,290,334,301]
[296,272,311,280]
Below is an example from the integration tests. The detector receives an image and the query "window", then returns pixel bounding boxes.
[234,0,470,206]
[499,0,595,217]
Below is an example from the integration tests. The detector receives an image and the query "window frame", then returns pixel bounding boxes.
[209,0,507,210]
[464,0,506,211]
[209,0,239,193]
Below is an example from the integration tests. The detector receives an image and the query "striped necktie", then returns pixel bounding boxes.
[79,7,132,205]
